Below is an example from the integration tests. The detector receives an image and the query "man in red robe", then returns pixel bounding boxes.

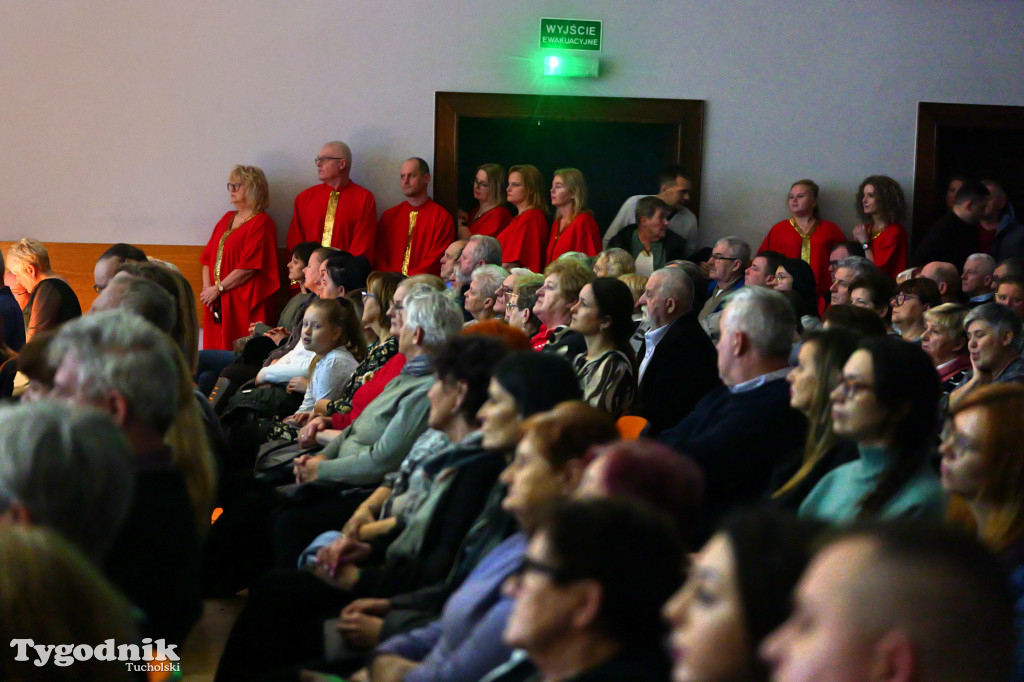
[286,141,377,262]
[374,158,455,276]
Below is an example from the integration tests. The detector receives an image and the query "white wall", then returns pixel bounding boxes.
[1,0,1022,250]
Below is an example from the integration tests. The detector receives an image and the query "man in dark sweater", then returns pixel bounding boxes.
[659,287,807,541]
[913,180,989,272]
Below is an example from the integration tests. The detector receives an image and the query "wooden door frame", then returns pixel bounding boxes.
[433,91,704,219]
[913,102,1024,246]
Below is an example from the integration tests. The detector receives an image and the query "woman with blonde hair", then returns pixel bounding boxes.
[546,168,601,263]
[459,163,511,240]
[499,164,549,271]
[594,247,636,278]
[199,164,279,350]
[5,237,81,341]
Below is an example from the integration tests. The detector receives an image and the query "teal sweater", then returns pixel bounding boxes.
[798,445,946,522]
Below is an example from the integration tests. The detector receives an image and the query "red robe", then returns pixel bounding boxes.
[498,208,550,272]
[201,211,280,350]
[286,181,377,261]
[546,212,601,263]
[760,219,845,296]
[467,205,512,237]
[869,222,909,279]
[330,354,407,429]
[374,199,455,276]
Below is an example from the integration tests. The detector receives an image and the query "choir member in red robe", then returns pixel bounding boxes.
[200,165,280,350]
[759,179,846,296]
[285,141,377,261]
[546,168,601,263]
[458,163,511,240]
[852,175,909,279]
[374,158,455,276]
[500,164,550,272]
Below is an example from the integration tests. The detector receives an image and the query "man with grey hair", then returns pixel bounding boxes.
[90,271,176,332]
[455,234,502,321]
[464,264,508,325]
[659,287,807,541]
[634,267,720,435]
[698,236,749,341]
[293,285,463,487]
[962,253,997,306]
[830,255,877,306]
[48,310,201,645]
[287,140,377,261]
[949,302,1024,405]
[0,401,135,564]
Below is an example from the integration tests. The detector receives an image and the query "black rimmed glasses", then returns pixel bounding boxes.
[227,182,243,191]
[833,376,875,400]
[473,179,489,189]
[889,293,920,307]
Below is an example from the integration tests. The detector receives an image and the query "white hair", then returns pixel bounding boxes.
[722,287,795,358]
[403,285,464,353]
[472,265,509,299]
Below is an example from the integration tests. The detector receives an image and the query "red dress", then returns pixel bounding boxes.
[286,181,377,261]
[374,199,455,276]
[868,223,909,279]
[201,211,280,350]
[760,218,845,296]
[467,205,512,237]
[546,212,601,263]
[498,208,550,272]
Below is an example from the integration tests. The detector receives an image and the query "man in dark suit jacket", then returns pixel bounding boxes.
[634,267,720,435]
[658,287,807,542]
[606,196,687,276]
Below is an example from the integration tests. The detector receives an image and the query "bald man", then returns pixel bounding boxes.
[287,140,377,262]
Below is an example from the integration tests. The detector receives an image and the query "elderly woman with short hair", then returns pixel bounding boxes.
[200,164,280,350]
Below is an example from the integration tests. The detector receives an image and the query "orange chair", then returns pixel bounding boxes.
[616,415,648,440]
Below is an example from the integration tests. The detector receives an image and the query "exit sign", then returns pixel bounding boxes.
[539,18,602,51]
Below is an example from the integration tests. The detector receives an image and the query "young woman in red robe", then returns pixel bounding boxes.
[458,163,511,240]
[852,175,909,279]
[499,164,550,272]
[200,165,280,350]
[759,179,845,297]
[546,167,601,264]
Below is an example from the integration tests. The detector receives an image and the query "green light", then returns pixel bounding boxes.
[541,51,598,78]
[545,56,561,75]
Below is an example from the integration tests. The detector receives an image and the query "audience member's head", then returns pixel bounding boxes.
[951,180,990,224]
[0,524,140,681]
[504,498,684,671]
[828,241,865,280]
[90,272,176,332]
[399,285,463,358]
[891,277,941,340]
[479,352,582,450]
[994,256,1024,283]
[617,274,647,316]
[474,162,508,208]
[534,259,595,328]
[830,256,876,305]
[16,331,57,403]
[461,318,531,351]
[776,327,861,500]
[921,302,969,368]
[5,237,53,291]
[964,302,1022,375]
[288,241,320,286]
[634,195,671,245]
[364,270,404,336]
[961,253,996,298]
[746,250,785,288]
[981,178,1009,222]
[762,521,1015,682]
[0,401,134,563]
[593,248,635,278]
[640,266,693,329]
[822,304,887,337]
[115,260,199,372]
[457,235,502,284]
[855,175,906,225]
[93,243,147,293]
[578,439,704,547]
[569,277,636,361]
[995,274,1024,319]
[665,511,824,682]
[717,287,795,385]
[430,335,509,434]
[506,278,543,336]
[945,174,968,209]
[830,337,940,518]
[774,258,818,321]
[507,164,547,211]
[657,165,692,208]
[465,264,508,322]
[708,237,750,286]
[439,239,467,285]
[847,271,896,324]
[919,261,962,303]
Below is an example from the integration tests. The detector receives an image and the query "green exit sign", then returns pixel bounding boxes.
[539,18,602,51]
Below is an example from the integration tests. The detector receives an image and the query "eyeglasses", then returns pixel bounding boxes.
[315,156,343,165]
[93,283,106,294]
[473,179,490,189]
[510,555,577,584]
[361,291,379,301]
[495,286,514,298]
[708,253,739,262]
[889,293,920,307]
[833,376,875,399]
[227,182,243,191]
[775,273,793,282]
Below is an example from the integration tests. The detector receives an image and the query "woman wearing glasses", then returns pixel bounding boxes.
[546,168,602,264]
[199,165,279,350]
[458,163,511,240]
[799,336,946,522]
[890,277,942,343]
